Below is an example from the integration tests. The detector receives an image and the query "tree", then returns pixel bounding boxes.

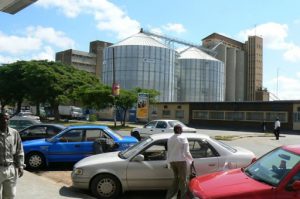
[115,89,137,126]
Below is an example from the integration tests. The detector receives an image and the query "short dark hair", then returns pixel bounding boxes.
[174,124,182,134]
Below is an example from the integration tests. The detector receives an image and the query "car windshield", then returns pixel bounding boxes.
[168,120,186,127]
[244,148,300,187]
[104,127,122,140]
[119,137,153,159]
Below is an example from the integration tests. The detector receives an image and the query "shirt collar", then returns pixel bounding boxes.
[0,127,11,136]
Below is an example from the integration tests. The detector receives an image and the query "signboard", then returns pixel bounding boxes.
[112,83,120,96]
[137,93,149,119]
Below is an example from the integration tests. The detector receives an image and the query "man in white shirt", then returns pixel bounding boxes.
[166,124,193,199]
[274,118,281,140]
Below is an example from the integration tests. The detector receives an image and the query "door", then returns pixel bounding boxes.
[275,168,300,199]
[47,129,91,162]
[188,139,219,175]
[126,140,173,190]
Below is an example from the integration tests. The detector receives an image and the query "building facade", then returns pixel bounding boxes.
[55,40,112,79]
[202,33,267,102]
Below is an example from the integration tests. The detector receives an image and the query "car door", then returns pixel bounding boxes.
[126,139,173,190]
[189,139,219,176]
[275,165,300,198]
[140,121,157,136]
[47,129,89,162]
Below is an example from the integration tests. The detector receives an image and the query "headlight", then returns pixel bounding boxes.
[73,168,83,175]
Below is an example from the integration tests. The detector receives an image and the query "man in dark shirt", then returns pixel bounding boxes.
[0,112,25,199]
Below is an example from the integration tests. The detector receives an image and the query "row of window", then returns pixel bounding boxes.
[192,110,288,122]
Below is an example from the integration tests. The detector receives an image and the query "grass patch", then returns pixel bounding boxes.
[214,135,241,141]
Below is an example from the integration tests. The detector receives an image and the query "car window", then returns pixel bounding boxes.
[141,140,167,161]
[28,127,47,135]
[59,129,84,142]
[85,129,109,141]
[188,139,218,158]
[156,121,167,129]
[47,127,61,136]
[168,120,186,127]
[145,121,157,128]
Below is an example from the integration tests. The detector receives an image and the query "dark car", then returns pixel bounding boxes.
[8,116,41,131]
[19,124,66,141]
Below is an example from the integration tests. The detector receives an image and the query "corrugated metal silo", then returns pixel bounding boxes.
[178,47,225,102]
[102,33,177,102]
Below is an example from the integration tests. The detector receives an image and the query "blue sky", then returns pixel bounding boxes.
[1,0,300,100]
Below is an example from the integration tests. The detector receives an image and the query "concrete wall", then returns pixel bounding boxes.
[226,48,236,101]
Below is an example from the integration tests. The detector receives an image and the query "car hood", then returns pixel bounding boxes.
[74,151,122,168]
[190,169,271,198]
[22,138,48,146]
[120,136,138,143]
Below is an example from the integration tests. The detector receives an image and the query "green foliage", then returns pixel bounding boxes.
[89,114,97,122]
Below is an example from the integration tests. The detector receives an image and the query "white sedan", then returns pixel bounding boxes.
[71,133,256,199]
[130,119,196,140]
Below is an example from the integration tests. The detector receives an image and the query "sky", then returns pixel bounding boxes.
[1,0,300,100]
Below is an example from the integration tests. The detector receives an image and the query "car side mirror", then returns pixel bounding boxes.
[292,181,300,191]
[132,154,144,162]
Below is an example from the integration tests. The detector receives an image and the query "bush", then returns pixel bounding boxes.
[89,114,97,122]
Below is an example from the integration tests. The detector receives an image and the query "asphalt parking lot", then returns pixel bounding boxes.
[18,128,300,199]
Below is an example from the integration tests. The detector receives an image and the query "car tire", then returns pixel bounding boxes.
[131,131,141,141]
[90,174,122,199]
[25,152,45,170]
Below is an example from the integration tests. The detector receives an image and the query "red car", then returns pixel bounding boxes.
[189,145,300,199]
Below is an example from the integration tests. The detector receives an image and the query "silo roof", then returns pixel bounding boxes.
[179,47,219,61]
[111,33,168,48]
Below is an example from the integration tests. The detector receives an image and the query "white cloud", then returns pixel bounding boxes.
[266,75,300,100]
[238,22,300,62]
[163,23,186,34]
[0,26,74,63]
[37,0,141,40]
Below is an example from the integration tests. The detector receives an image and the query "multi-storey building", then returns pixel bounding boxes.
[55,40,112,80]
[202,33,268,101]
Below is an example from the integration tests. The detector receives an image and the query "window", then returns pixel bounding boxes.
[156,121,167,129]
[188,139,218,158]
[85,129,109,142]
[209,111,224,120]
[192,111,208,120]
[162,110,171,116]
[246,112,264,121]
[225,112,245,121]
[142,140,167,161]
[28,127,46,135]
[294,112,300,123]
[144,121,157,128]
[175,110,184,119]
[60,129,84,142]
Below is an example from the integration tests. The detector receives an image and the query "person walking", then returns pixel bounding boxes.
[274,117,281,140]
[0,112,25,199]
[166,124,193,199]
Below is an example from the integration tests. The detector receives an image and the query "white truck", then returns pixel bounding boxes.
[58,105,83,119]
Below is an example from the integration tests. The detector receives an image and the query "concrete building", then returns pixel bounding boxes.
[0,0,37,14]
[55,40,112,79]
[202,33,267,102]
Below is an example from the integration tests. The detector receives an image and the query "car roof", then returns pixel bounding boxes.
[9,116,41,122]
[66,125,110,129]
[149,132,210,140]
[282,145,300,155]
[24,124,65,128]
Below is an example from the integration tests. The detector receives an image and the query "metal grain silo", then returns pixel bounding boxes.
[102,33,177,102]
[178,47,225,102]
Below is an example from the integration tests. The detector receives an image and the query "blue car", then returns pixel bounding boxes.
[23,125,138,169]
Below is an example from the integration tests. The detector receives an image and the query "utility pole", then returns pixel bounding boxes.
[112,48,116,127]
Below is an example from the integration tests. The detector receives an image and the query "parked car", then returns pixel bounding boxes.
[71,133,255,199]
[19,124,66,141]
[8,117,42,131]
[16,111,40,121]
[131,119,196,140]
[188,145,300,199]
[23,125,138,170]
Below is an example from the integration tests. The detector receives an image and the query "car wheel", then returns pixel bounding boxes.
[131,131,141,141]
[25,152,45,170]
[90,174,122,199]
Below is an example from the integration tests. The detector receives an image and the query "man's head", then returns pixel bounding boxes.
[0,112,9,131]
[174,124,183,134]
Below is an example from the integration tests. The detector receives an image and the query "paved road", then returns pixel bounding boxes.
[16,128,299,199]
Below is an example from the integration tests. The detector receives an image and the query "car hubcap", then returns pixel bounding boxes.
[97,178,116,197]
[29,155,42,167]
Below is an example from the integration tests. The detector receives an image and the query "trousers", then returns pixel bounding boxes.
[0,165,17,199]
[165,161,188,199]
